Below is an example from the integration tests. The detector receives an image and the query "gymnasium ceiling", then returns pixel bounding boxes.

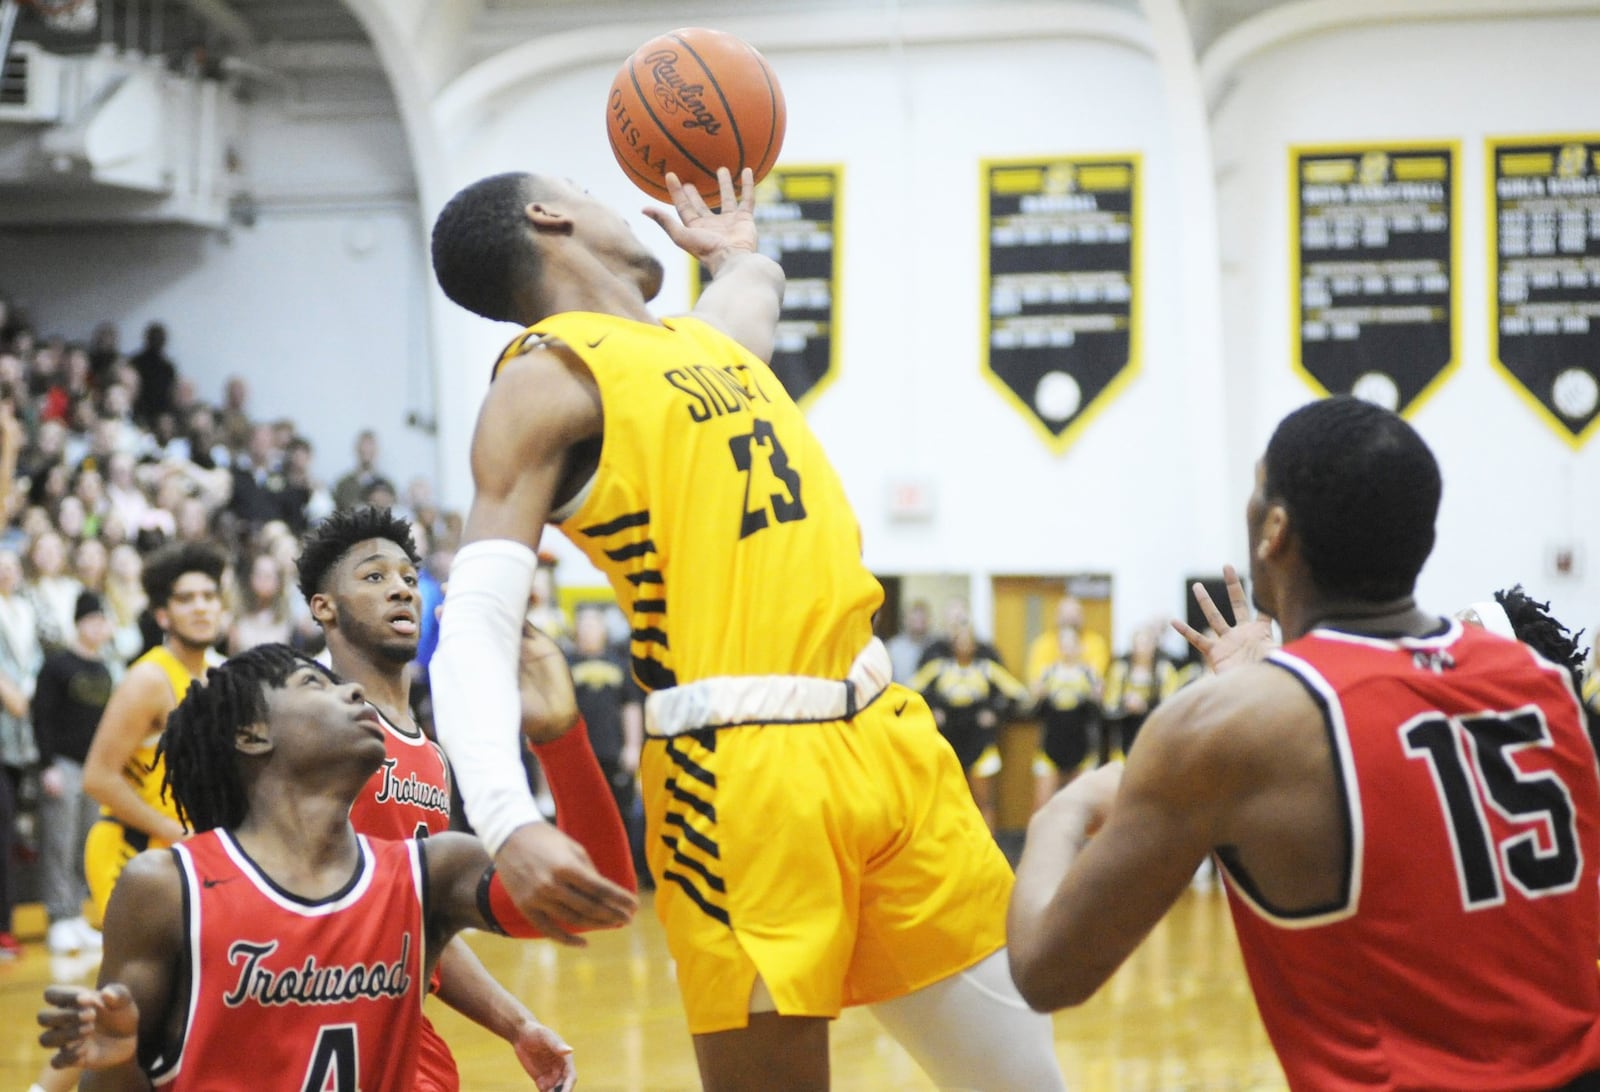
[13,0,1301,63]
[463,0,1295,57]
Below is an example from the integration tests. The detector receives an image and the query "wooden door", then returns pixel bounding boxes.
[989,574,1113,831]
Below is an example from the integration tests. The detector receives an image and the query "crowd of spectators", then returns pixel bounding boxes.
[0,298,462,955]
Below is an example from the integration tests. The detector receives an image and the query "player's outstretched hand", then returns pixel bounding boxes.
[511,1018,578,1091]
[37,983,139,1070]
[519,619,578,744]
[1170,563,1278,675]
[644,167,758,274]
[496,822,637,947]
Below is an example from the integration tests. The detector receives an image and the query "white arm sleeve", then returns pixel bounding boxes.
[431,539,545,856]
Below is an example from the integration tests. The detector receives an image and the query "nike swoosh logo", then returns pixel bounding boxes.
[894,701,908,716]
[202,878,228,889]
[586,335,608,349]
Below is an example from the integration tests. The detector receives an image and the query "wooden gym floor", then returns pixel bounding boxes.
[0,886,1286,1091]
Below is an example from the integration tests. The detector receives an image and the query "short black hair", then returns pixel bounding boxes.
[297,505,420,603]
[1497,585,1589,685]
[1264,396,1441,600]
[159,644,329,832]
[141,542,227,608]
[431,172,539,323]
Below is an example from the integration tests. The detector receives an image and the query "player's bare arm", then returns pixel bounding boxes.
[431,346,634,944]
[38,850,185,1088]
[646,166,784,361]
[82,665,185,844]
[463,343,602,546]
[433,938,576,1092]
[1009,677,1256,1010]
[422,827,624,1041]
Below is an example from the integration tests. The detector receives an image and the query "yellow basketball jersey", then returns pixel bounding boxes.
[110,643,207,822]
[496,312,882,691]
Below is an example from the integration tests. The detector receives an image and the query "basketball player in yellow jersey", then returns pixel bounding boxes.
[428,167,1064,1091]
[83,543,225,923]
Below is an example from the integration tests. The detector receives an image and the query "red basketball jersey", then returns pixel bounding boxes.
[153,831,425,1091]
[1223,621,1600,1091]
[349,707,452,841]
[344,706,458,1092]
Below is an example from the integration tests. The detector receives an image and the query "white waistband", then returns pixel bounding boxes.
[644,638,893,737]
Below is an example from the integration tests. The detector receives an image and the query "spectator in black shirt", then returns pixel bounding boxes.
[86,321,121,390]
[228,423,287,528]
[277,435,331,534]
[183,405,227,471]
[34,590,114,953]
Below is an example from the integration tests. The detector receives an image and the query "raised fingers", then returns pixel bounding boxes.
[1192,580,1231,635]
[1170,618,1211,655]
[1222,563,1251,623]
[667,171,711,221]
[736,167,756,213]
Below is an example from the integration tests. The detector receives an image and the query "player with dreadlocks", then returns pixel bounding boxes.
[1459,585,1587,678]
[296,505,634,1090]
[38,644,612,1090]
[1457,585,1597,748]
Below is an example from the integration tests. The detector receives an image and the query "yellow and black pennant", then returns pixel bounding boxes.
[1290,141,1461,415]
[1488,134,1600,447]
[980,154,1141,453]
[692,164,843,408]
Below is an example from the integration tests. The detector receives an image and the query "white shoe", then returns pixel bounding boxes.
[47,919,81,954]
[71,916,103,951]
[48,950,101,981]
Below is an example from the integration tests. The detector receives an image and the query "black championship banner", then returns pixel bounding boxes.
[1490,136,1600,446]
[981,155,1139,452]
[693,165,840,406]
[1291,143,1459,414]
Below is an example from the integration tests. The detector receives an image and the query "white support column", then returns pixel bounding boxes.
[1138,0,1234,565]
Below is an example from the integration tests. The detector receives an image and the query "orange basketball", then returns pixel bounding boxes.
[606,27,786,209]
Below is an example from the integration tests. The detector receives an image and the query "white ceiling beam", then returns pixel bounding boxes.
[439,1,1153,128]
[1201,0,1600,107]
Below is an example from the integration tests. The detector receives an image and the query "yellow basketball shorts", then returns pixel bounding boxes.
[84,817,173,927]
[640,683,1015,1034]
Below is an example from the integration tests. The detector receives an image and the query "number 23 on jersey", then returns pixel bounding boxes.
[729,418,806,539]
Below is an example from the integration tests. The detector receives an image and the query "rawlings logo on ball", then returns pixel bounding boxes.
[607,27,785,207]
[643,50,723,134]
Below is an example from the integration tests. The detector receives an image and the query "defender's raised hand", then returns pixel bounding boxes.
[519,618,578,744]
[1171,564,1278,675]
